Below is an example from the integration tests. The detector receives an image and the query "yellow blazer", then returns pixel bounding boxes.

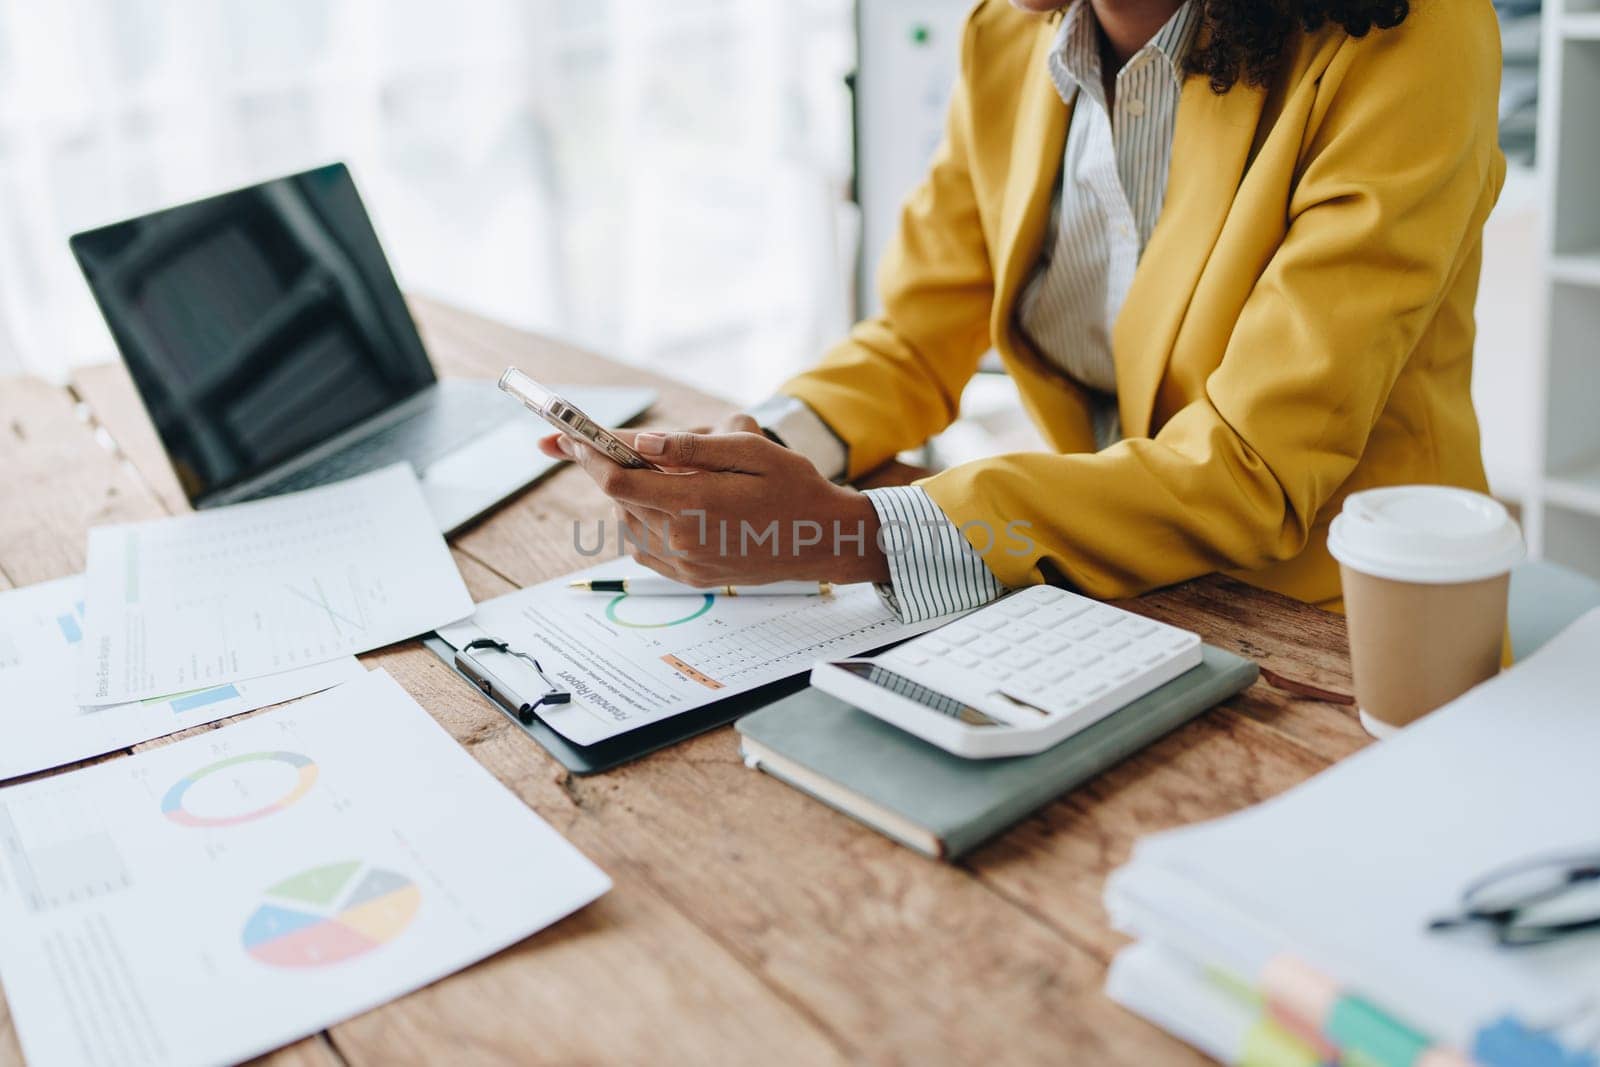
[781,0,1505,610]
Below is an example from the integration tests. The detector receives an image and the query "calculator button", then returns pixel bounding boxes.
[1031,606,1072,627]
[971,612,1011,633]
[998,623,1036,644]
[978,661,1014,681]
[971,637,1008,658]
[997,598,1038,618]
[1000,648,1040,670]
[942,626,980,646]
[894,649,930,666]
[947,648,979,668]
[1067,623,1097,641]
[1031,586,1066,603]
[1091,632,1130,652]
[1067,646,1103,667]
[1044,665,1076,684]
[1130,639,1168,664]
[1085,607,1123,627]
[1031,633,1071,655]
[919,639,951,656]
[1122,619,1155,637]
[1079,678,1109,697]
[1046,683,1086,708]
[1102,661,1137,681]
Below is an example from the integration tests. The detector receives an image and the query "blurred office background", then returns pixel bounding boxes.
[0,0,1591,574]
[0,0,858,401]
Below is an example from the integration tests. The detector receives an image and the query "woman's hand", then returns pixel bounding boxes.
[537,415,890,587]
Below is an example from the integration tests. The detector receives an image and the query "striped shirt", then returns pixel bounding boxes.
[751,0,1198,622]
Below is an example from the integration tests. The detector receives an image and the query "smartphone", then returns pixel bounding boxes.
[498,368,664,472]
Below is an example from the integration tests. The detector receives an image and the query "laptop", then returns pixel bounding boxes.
[69,162,654,533]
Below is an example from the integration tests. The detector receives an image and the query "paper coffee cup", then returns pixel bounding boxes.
[1327,486,1524,738]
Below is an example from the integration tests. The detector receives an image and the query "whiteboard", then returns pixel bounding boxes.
[854,0,973,317]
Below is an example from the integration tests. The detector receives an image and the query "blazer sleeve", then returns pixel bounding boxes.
[919,8,1505,596]
[779,10,995,480]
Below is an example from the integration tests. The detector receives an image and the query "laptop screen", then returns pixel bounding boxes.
[70,163,435,503]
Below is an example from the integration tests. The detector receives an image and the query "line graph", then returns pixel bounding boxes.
[284,577,367,637]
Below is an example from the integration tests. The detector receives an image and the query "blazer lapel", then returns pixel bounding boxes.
[991,19,1071,360]
[1114,76,1268,439]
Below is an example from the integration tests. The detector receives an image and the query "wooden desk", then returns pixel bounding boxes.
[0,297,1369,1066]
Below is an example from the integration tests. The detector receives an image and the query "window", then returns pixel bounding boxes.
[0,0,857,406]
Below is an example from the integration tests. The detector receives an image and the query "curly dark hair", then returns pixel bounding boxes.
[1185,0,1411,92]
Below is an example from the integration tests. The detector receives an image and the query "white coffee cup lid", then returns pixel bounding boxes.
[1327,486,1525,584]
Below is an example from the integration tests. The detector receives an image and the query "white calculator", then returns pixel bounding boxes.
[810,585,1203,758]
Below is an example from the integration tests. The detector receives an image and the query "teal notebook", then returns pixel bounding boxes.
[736,646,1257,861]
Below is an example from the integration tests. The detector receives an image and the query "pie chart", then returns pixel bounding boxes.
[161,751,318,828]
[605,592,715,628]
[243,861,420,968]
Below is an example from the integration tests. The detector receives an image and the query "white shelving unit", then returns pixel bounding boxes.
[1529,0,1600,580]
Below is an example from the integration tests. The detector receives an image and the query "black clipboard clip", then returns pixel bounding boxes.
[454,637,571,726]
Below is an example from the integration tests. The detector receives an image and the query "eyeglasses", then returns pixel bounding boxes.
[1429,849,1600,947]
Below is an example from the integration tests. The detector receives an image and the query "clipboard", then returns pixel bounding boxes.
[423,632,809,775]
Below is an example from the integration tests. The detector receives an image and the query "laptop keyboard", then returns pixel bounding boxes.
[244,385,512,499]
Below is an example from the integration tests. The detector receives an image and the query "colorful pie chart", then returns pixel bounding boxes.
[243,861,420,968]
[161,751,318,828]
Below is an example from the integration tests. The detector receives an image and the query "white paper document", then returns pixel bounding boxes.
[0,668,610,1067]
[79,464,473,704]
[438,559,963,746]
[1107,608,1600,1054]
[0,576,364,781]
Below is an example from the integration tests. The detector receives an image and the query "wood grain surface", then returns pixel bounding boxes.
[0,297,1365,1066]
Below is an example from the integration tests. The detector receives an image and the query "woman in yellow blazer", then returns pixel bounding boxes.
[543,0,1504,616]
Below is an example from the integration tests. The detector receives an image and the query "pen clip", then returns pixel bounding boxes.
[454,637,570,727]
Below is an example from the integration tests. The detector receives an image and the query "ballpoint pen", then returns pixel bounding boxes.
[569,578,833,597]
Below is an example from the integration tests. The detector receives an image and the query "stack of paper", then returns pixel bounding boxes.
[0,455,614,1065]
[78,463,472,705]
[0,669,609,1067]
[0,464,473,781]
[1105,608,1600,1067]
[0,576,363,781]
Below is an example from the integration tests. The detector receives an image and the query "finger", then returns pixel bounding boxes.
[715,413,761,435]
[630,546,693,584]
[614,497,673,531]
[565,436,738,516]
[538,433,568,460]
[616,516,703,582]
[542,430,659,462]
[595,425,712,450]
[615,505,657,558]
[631,429,774,473]
[565,438,670,505]
[627,543,727,588]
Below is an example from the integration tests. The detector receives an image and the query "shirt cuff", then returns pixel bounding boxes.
[864,485,1006,623]
[744,395,848,481]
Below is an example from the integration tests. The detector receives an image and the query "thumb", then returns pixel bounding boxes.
[633,429,771,472]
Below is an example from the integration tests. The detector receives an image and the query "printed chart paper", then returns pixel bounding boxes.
[79,464,473,704]
[0,575,363,781]
[438,559,965,745]
[0,669,610,1067]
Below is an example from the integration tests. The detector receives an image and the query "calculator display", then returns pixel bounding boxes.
[835,661,1000,727]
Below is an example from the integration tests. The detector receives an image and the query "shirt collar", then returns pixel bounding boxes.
[1047,0,1200,109]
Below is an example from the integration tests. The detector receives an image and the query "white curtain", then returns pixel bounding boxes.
[0,0,857,404]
